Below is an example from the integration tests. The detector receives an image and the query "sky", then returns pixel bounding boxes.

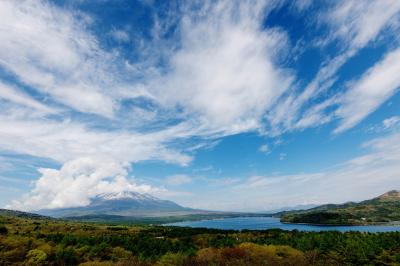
[0,0,400,212]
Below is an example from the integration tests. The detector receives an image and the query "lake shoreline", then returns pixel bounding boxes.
[165,216,400,232]
[280,220,400,227]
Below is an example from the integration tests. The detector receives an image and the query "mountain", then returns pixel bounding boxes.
[279,190,400,225]
[37,191,195,218]
[266,204,319,213]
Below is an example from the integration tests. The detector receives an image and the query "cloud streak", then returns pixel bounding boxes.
[335,48,400,132]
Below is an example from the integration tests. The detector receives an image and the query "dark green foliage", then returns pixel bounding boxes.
[287,211,357,225]
[56,247,79,265]
[0,224,8,234]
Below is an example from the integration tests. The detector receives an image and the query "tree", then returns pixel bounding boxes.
[0,225,8,234]
[26,249,47,265]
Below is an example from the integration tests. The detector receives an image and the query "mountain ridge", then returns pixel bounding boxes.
[279,190,400,225]
[37,191,193,218]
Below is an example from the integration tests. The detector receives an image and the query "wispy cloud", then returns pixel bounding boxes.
[166,174,192,186]
[325,0,400,49]
[179,132,400,211]
[269,0,400,134]
[0,115,192,165]
[335,48,400,133]
[258,144,270,154]
[0,81,56,114]
[0,0,123,117]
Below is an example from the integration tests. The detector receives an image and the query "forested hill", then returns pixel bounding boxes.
[2,209,400,265]
[0,209,51,220]
[279,190,400,225]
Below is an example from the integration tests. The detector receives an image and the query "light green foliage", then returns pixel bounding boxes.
[157,252,188,266]
[111,246,132,261]
[26,249,47,265]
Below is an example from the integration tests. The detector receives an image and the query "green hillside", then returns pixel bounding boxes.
[280,190,400,225]
[2,210,400,265]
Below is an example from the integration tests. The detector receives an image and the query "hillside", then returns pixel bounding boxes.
[0,209,51,220]
[2,211,400,265]
[280,190,400,225]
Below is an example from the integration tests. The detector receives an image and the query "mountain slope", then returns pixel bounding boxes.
[37,191,193,218]
[0,209,51,220]
[279,190,400,225]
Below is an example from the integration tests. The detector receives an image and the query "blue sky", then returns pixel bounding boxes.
[0,0,400,212]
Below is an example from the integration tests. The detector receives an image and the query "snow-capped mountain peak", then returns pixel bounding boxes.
[96,191,160,201]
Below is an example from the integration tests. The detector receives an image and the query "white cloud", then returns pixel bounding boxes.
[258,144,270,153]
[0,82,56,114]
[8,156,162,210]
[383,116,400,129]
[166,174,192,186]
[110,29,130,43]
[0,115,192,166]
[291,0,312,12]
[335,47,400,133]
[148,0,293,135]
[326,0,400,49]
[269,0,400,134]
[0,0,122,117]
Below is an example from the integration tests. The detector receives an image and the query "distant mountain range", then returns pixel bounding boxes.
[6,190,399,225]
[279,190,400,225]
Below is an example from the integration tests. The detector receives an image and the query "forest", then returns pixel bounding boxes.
[1,213,400,265]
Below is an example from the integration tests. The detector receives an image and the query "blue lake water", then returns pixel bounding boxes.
[165,217,400,232]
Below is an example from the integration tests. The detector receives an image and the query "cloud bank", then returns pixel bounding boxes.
[9,157,161,210]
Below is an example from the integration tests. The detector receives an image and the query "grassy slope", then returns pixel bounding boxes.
[279,190,400,225]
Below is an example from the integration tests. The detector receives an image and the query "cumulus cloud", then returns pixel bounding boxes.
[8,157,161,210]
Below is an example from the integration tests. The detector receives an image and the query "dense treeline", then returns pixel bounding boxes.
[1,214,400,265]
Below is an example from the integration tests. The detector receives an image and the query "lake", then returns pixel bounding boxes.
[165,217,400,232]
